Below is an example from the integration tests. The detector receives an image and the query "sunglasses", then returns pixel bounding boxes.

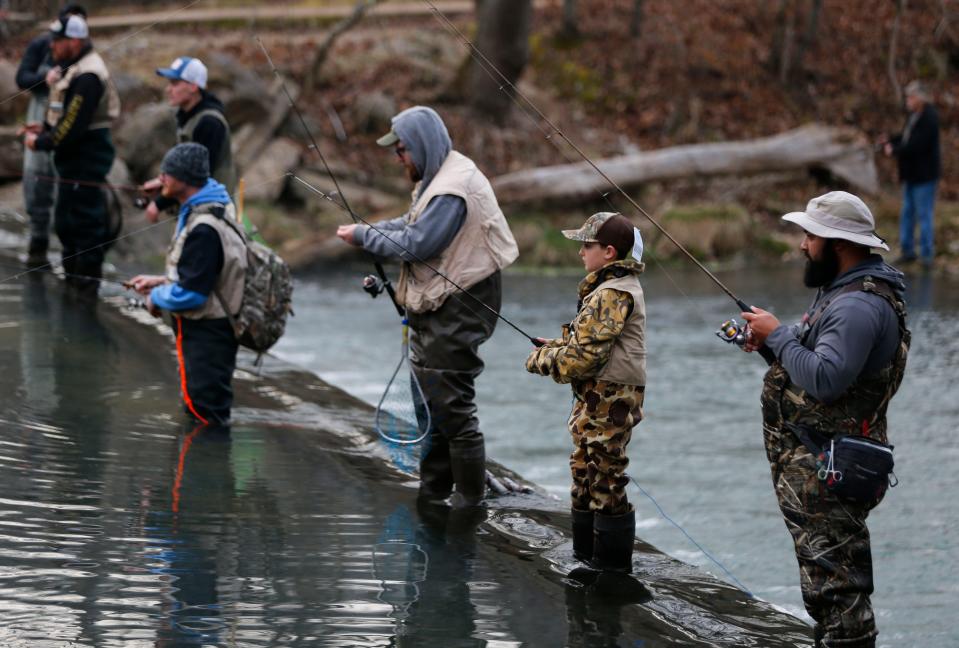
[394,145,409,159]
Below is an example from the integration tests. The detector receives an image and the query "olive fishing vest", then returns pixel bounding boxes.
[395,150,519,314]
[46,49,120,131]
[178,108,236,194]
[165,201,247,320]
[583,271,647,387]
[760,276,910,450]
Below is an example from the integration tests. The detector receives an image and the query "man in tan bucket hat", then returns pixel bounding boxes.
[740,191,909,648]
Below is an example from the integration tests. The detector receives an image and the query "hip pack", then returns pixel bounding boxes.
[785,422,897,506]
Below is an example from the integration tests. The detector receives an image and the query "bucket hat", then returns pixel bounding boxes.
[782,191,889,250]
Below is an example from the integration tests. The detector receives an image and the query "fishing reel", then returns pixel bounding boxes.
[134,196,149,209]
[363,274,386,298]
[716,318,747,347]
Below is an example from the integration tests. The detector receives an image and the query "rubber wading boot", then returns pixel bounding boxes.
[25,238,49,270]
[448,442,486,508]
[571,508,594,562]
[592,508,635,573]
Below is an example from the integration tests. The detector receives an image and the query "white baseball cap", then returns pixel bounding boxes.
[49,14,89,40]
[782,191,889,251]
[155,56,208,89]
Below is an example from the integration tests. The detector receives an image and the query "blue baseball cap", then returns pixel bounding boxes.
[155,56,207,89]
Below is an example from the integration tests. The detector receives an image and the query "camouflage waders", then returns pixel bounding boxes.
[760,277,909,647]
[569,379,644,516]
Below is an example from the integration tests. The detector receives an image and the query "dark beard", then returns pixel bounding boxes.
[803,240,840,287]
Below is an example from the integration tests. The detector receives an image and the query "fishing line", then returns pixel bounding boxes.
[290,173,539,344]
[627,476,754,598]
[255,36,438,446]
[254,37,544,346]
[0,0,207,108]
[421,0,754,313]
[4,171,143,194]
[0,173,290,287]
[254,35,404,318]
[0,261,131,289]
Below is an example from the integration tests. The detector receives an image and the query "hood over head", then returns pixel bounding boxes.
[384,106,452,196]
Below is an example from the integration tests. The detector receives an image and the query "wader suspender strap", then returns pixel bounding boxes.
[786,275,905,451]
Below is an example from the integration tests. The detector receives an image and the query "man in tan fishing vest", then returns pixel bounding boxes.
[15,3,87,269]
[526,213,646,574]
[741,192,909,648]
[142,56,236,223]
[129,143,246,428]
[23,13,119,298]
[336,106,519,508]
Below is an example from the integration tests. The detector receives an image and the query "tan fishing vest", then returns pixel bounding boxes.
[46,49,120,130]
[585,273,647,386]
[395,150,519,314]
[165,201,247,320]
[178,108,236,194]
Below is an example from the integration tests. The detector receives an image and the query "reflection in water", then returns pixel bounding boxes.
[565,571,653,648]
[0,268,830,647]
[399,501,487,646]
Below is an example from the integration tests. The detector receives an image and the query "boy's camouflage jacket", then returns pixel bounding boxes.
[525,259,642,385]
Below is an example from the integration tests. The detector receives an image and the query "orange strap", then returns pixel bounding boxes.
[175,316,209,425]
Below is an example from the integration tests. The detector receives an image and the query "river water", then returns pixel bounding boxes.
[275,261,959,648]
[0,267,817,647]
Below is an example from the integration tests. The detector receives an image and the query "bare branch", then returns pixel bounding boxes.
[304,0,384,95]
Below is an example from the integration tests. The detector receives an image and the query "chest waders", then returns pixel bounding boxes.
[759,276,910,647]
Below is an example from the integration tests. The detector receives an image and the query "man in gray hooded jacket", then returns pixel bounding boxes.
[337,106,518,508]
[742,191,909,648]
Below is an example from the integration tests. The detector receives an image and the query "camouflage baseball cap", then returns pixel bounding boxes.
[562,212,619,242]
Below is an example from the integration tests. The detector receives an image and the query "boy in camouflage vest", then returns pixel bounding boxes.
[526,212,646,572]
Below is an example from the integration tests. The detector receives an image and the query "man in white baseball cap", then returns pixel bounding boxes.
[739,190,909,648]
[142,56,236,222]
[24,10,121,300]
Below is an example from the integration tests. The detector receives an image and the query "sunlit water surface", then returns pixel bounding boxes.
[275,263,959,648]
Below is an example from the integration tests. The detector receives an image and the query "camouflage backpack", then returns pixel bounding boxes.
[214,221,294,355]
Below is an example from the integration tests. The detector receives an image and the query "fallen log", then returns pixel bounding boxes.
[491,124,879,204]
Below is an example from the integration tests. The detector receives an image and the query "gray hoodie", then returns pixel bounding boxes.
[765,255,906,404]
[359,106,466,261]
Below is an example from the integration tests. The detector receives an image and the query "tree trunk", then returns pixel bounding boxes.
[888,0,907,103]
[491,124,880,203]
[794,0,823,75]
[561,0,578,39]
[468,0,533,123]
[631,0,645,39]
[769,0,791,74]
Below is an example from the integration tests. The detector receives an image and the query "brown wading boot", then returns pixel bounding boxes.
[592,508,635,573]
[571,508,594,562]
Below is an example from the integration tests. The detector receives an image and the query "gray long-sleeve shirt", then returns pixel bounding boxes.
[765,256,905,404]
[358,194,466,262]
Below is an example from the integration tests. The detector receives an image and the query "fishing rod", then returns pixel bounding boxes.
[0,260,132,288]
[0,173,290,287]
[420,0,756,315]
[7,170,145,195]
[291,173,541,345]
[254,36,403,318]
[0,0,206,108]
[255,36,542,346]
